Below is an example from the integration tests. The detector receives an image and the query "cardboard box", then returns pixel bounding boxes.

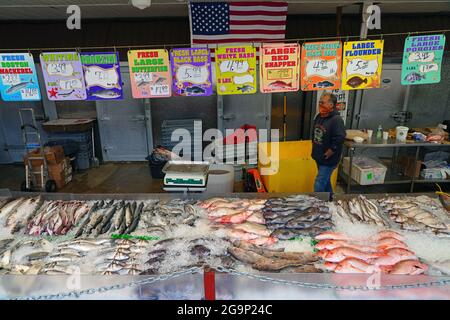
[343,157,387,185]
[398,155,423,178]
[49,157,72,188]
[24,145,65,166]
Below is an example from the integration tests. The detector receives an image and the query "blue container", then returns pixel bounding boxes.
[45,140,80,157]
[76,151,91,170]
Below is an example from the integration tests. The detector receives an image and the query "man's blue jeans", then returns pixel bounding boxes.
[314,163,336,196]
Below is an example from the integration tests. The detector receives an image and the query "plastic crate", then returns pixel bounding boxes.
[48,131,91,144]
[258,140,338,193]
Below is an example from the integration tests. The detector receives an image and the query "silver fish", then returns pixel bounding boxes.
[125,204,133,228]
[90,90,121,99]
[137,80,151,87]
[104,251,129,261]
[61,242,101,252]
[237,85,254,93]
[58,90,75,97]
[0,198,26,222]
[154,77,166,85]
[6,79,33,94]
[26,251,50,261]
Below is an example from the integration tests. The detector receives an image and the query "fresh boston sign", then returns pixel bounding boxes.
[0,53,41,101]
[401,34,445,85]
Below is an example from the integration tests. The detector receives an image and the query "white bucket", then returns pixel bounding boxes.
[396,126,409,142]
[206,164,235,193]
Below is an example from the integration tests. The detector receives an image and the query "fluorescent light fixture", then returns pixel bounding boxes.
[131,0,152,10]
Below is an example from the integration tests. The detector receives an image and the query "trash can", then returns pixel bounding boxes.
[146,155,166,179]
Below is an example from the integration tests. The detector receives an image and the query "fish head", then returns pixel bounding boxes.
[317,249,329,259]
[322,262,337,271]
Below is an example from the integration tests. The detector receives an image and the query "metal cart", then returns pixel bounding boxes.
[19,108,56,192]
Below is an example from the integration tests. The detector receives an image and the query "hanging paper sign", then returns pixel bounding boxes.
[215,46,256,95]
[170,48,212,96]
[315,89,349,124]
[40,52,86,100]
[128,49,171,98]
[341,40,384,90]
[80,52,123,100]
[260,43,300,93]
[0,53,41,101]
[401,34,445,85]
[301,41,342,91]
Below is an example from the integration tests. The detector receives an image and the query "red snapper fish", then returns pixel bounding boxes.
[380,260,428,275]
[268,81,292,88]
[318,247,381,263]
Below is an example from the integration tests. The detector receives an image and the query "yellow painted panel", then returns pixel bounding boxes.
[258,141,338,193]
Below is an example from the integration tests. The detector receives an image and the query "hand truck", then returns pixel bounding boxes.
[19,108,56,192]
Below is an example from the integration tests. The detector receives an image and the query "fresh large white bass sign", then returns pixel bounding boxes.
[176,65,209,84]
[219,60,249,74]
[84,65,120,89]
[346,58,378,76]
[305,59,338,77]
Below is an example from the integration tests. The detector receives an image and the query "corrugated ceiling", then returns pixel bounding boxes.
[0,1,448,19]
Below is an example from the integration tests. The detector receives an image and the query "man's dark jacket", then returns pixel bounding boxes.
[311,109,346,166]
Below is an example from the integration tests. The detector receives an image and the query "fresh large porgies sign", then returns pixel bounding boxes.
[0,53,41,101]
[342,40,384,90]
[401,34,445,85]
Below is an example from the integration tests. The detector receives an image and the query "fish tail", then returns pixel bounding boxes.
[363,78,368,84]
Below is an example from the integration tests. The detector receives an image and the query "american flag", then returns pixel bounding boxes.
[189,1,288,45]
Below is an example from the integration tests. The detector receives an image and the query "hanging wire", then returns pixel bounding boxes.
[0,29,448,52]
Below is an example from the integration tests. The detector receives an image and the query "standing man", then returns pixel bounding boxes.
[312,92,346,199]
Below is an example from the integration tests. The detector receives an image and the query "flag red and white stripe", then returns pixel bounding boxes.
[190,1,288,45]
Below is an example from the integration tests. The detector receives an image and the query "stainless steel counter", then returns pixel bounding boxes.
[341,138,450,193]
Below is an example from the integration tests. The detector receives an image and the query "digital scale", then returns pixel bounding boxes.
[162,160,210,192]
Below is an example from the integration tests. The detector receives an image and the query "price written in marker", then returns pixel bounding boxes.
[1,74,20,85]
[59,78,83,90]
[47,62,74,76]
[150,85,169,96]
[21,88,39,99]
